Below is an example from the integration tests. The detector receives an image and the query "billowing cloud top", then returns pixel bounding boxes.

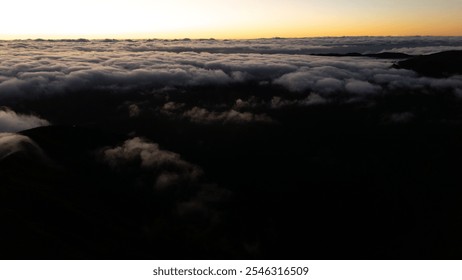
[1,37,461,105]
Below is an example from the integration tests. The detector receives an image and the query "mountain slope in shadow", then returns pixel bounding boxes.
[394,50,462,77]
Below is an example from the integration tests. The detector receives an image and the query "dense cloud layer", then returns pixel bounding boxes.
[1,37,461,105]
[2,36,462,55]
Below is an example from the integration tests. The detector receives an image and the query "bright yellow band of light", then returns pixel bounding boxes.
[1,0,461,39]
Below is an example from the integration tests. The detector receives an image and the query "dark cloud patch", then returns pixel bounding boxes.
[97,137,235,257]
[388,112,415,123]
[100,137,202,190]
[98,136,232,223]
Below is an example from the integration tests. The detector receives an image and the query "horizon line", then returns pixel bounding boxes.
[2,35,462,41]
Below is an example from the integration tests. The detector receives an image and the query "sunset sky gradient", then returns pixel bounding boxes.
[1,0,462,39]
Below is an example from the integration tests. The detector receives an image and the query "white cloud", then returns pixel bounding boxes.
[345,79,380,95]
[0,37,461,106]
[0,133,47,161]
[0,108,50,132]
[314,78,344,93]
[273,70,315,92]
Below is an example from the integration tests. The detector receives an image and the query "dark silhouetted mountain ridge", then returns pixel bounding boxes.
[395,50,462,77]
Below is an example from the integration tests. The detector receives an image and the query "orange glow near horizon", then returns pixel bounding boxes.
[1,0,461,40]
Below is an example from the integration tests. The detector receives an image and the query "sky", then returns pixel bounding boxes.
[1,0,462,39]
